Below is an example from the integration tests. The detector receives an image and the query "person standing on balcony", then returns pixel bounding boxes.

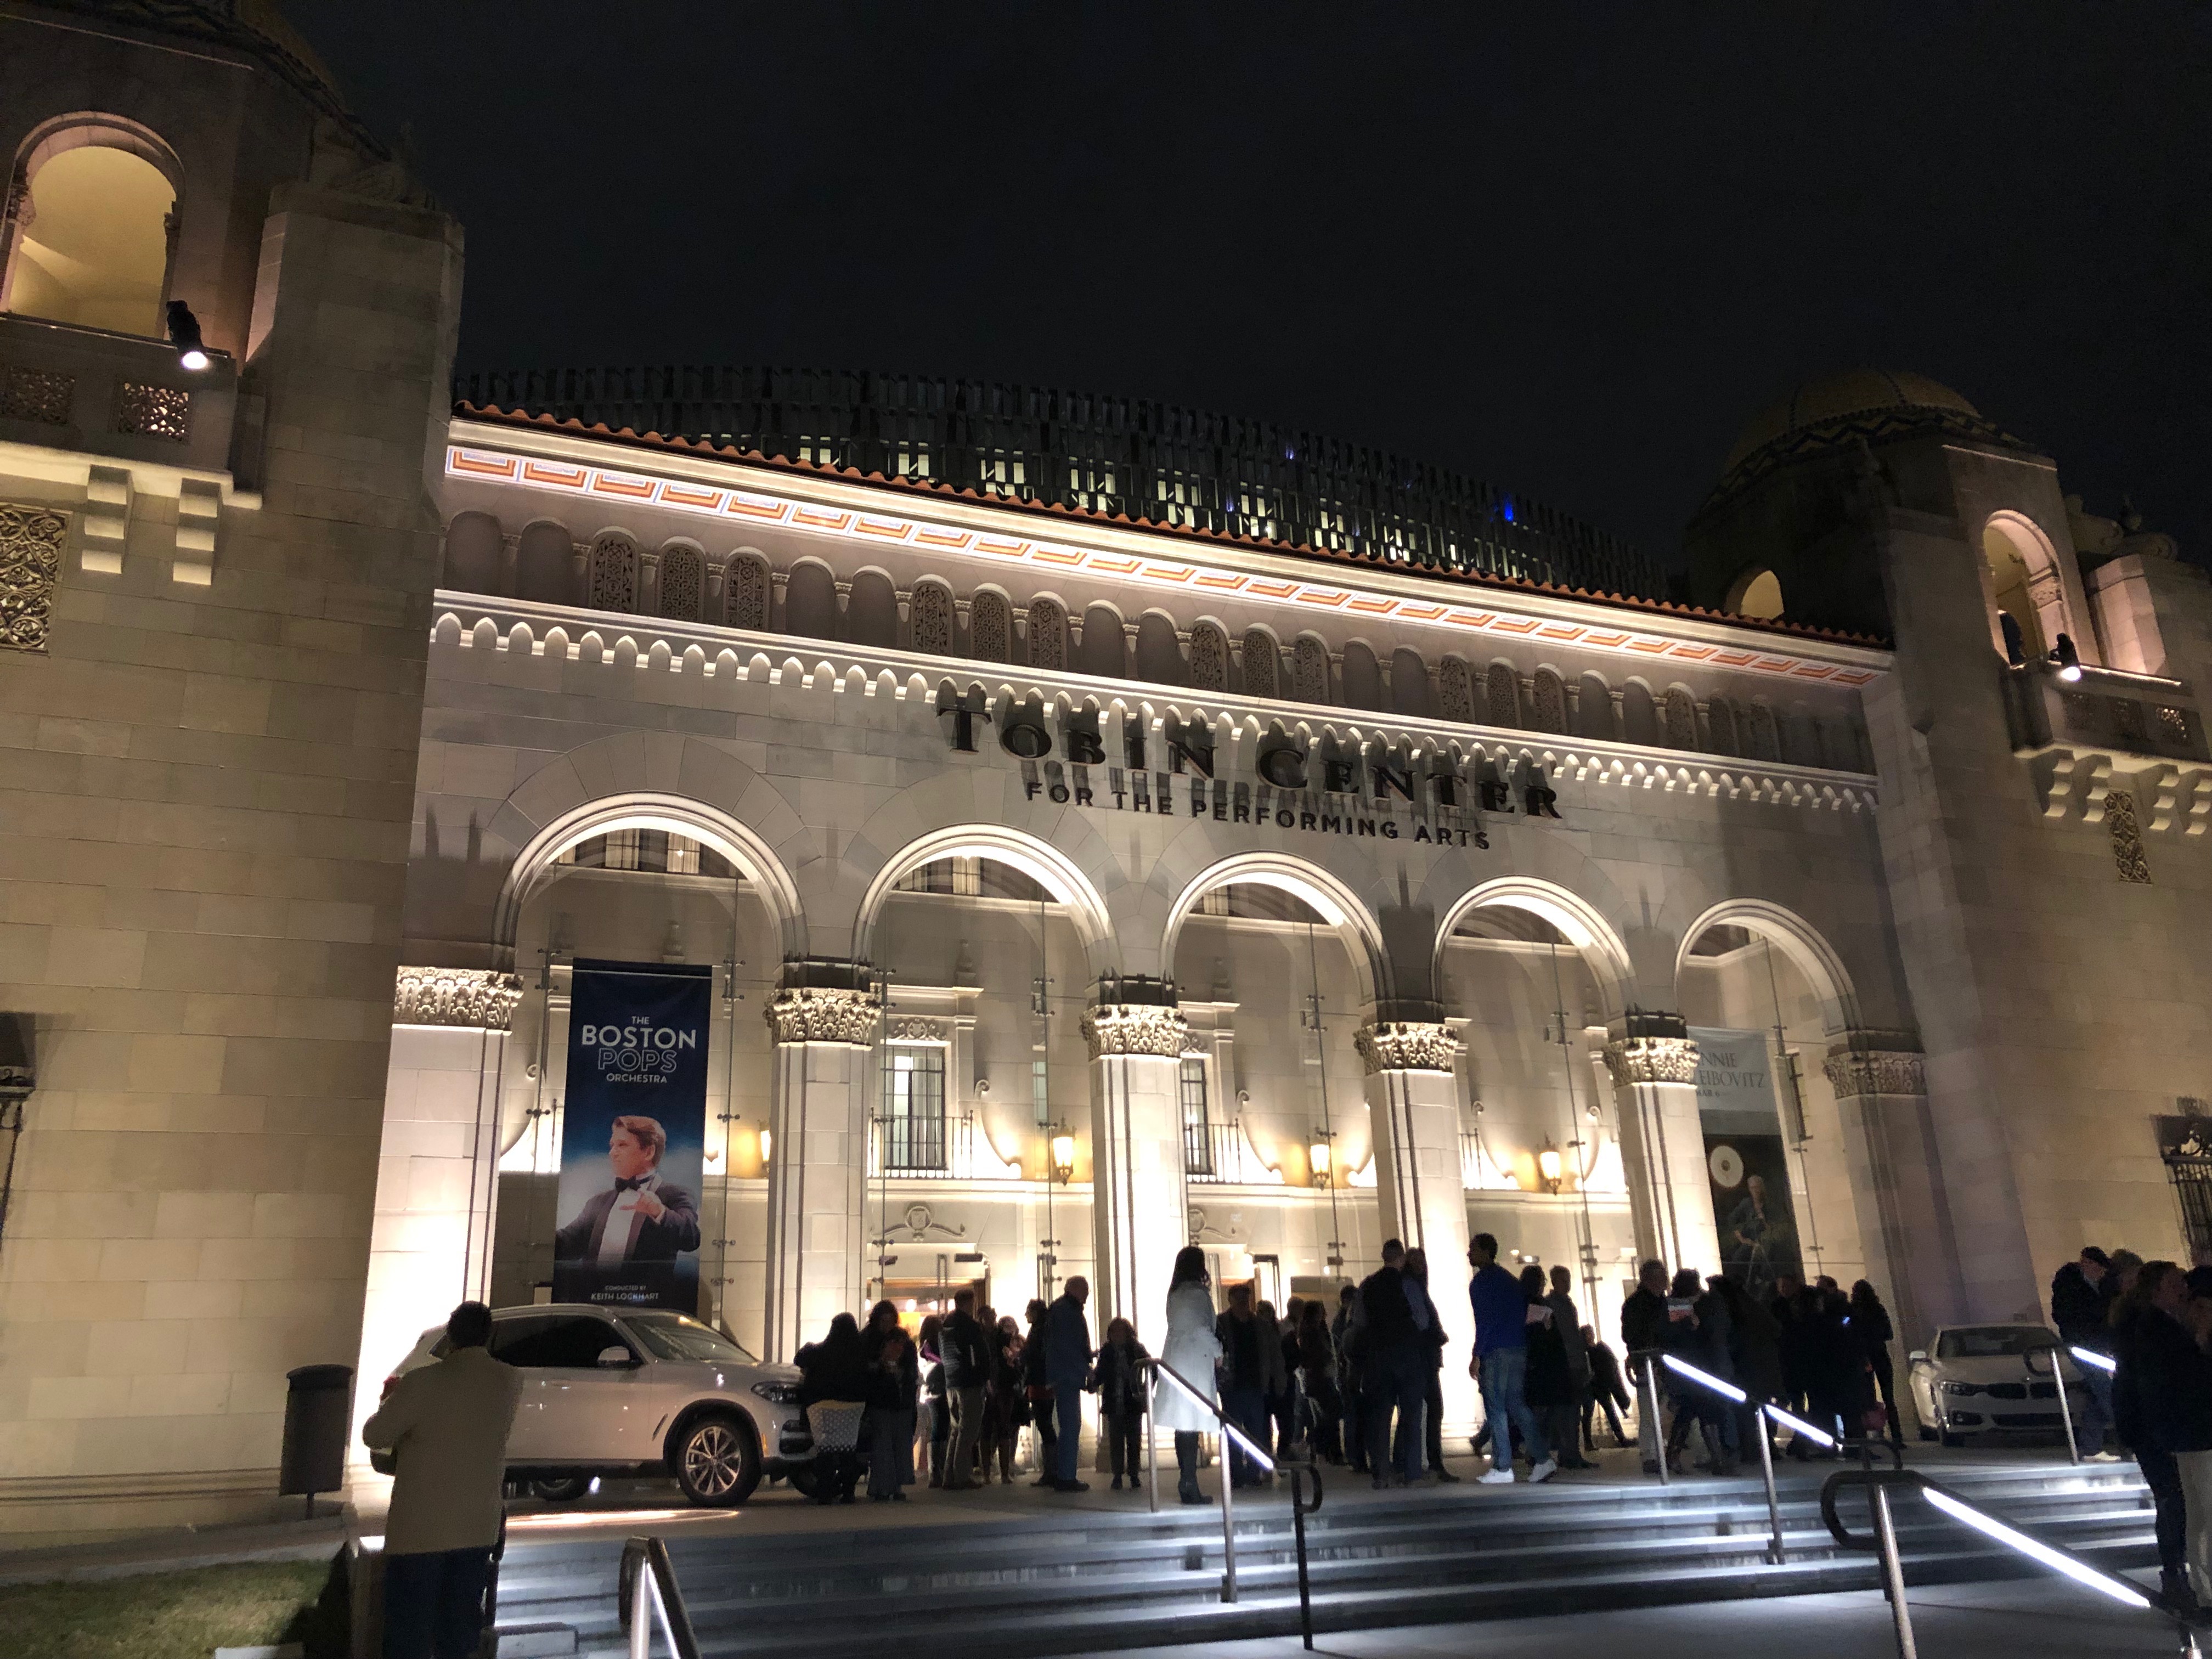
[1160,1246,1224,1505]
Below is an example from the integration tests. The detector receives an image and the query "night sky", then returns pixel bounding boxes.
[290,3,2209,572]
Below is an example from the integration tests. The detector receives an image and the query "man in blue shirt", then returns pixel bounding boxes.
[1467,1233,1555,1484]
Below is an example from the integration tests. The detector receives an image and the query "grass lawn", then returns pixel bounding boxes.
[1,1553,348,1659]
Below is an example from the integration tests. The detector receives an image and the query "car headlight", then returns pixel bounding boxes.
[751,1380,800,1405]
[1939,1381,1978,1397]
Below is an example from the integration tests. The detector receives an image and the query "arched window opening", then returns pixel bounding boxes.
[1982,516,2068,665]
[724,554,770,630]
[1135,612,1186,686]
[969,590,1011,662]
[1340,641,1383,710]
[1292,636,1330,704]
[1077,603,1125,679]
[910,581,954,655]
[1485,662,1522,728]
[1240,629,1280,699]
[656,544,704,622]
[586,534,639,613]
[1530,668,1567,734]
[1025,596,1067,670]
[1662,686,1699,751]
[1726,567,1785,621]
[1189,622,1229,691]
[1437,656,1475,724]
[3,132,177,335]
[844,568,897,646]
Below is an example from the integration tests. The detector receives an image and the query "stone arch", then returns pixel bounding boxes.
[1189,619,1229,691]
[442,511,503,593]
[909,579,955,655]
[1674,898,1862,1036]
[1390,647,1431,718]
[656,539,706,622]
[1026,594,1069,670]
[1076,601,1126,679]
[1161,851,1390,1013]
[969,588,1012,662]
[2,114,185,334]
[1340,640,1383,710]
[1292,635,1331,704]
[784,559,839,640]
[586,531,639,613]
[1724,566,1785,620]
[1239,627,1281,699]
[1621,679,1659,747]
[1433,877,1636,1025]
[844,567,898,647]
[514,520,575,606]
[1485,660,1522,728]
[1576,670,1616,741]
[1530,667,1568,734]
[724,550,770,630]
[1982,509,2073,663]
[854,823,1115,975]
[1134,611,1186,686]
[495,781,807,966]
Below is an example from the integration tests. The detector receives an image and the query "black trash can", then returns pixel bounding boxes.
[280,1363,354,1516]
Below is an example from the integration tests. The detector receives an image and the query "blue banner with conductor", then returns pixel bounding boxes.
[553,960,710,1311]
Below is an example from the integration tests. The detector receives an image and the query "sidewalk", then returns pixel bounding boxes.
[1098,1576,2179,1659]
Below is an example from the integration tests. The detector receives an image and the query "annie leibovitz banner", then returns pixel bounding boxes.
[553,960,711,1311]
[1688,1026,1803,1301]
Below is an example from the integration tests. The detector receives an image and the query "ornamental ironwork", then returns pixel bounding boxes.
[115,381,189,441]
[0,502,66,653]
[393,966,524,1030]
[2,365,72,426]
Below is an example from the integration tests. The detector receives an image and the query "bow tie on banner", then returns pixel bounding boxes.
[616,1176,654,1193]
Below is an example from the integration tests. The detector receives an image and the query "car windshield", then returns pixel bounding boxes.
[1936,1326,2052,1359]
[622,1313,754,1364]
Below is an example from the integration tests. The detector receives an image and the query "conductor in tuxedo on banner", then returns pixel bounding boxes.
[554,1114,701,1274]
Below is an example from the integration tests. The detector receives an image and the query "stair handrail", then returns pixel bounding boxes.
[1286,1458,1323,1650]
[2021,1339,2086,1465]
[618,1534,703,1659]
[1138,1356,1280,1605]
[1650,1352,1854,1564]
[1818,1465,2190,1659]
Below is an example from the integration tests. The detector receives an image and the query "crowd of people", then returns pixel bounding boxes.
[2062,1246,2212,1612]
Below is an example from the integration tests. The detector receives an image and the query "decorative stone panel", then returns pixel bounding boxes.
[657,544,703,621]
[911,582,953,654]
[1822,1047,1926,1099]
[1293,636,1329,702]
[393,966,524,1030]
[2108,789,2152,883]
[2,365,72,425]
[1354,1022,1459,1074]
[1189,622,1227,691]
[1080,1002,1190,1060]
[970,589,1011,662]
[884,1017,947,1043]
[0,501,66,653]
[1026,596,1066,669]
[1240,629,1278,698]
[765,986,881,1045]
[1602,1034,1700,1086]
[726,554,770,629]
[588,533,638,612]
[1486,661,1520,726]
[114,381,189,441]
[1437,657,1474,723]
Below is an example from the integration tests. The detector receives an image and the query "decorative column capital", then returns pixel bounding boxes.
[1080,1002,1190,1060]
[394,966,524,1031]
[1601,1034,1700,1086]
[1354,1022,1459,1075]
[765,986,880,1046]
[1822,1040,1926,1099]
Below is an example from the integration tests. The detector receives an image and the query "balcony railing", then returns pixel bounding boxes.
[2005,659,2207,763]
[870,1109,1012,1178]
[0,313,238,477]
[1187,1118,1271,1185]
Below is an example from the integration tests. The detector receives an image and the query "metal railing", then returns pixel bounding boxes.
[1639,1350,1847,1565]
[1139,1355,1323,1632]
[618,1535,703,1659]
[1819,1466,2193,1659]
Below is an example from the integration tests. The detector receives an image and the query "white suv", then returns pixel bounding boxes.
[380,1305,813,1505]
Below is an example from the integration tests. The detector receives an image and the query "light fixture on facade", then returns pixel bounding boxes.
[1309,1133,1333,1189]
[2050,632,2083,683]
[759,1129,772,1167]
[166,300,210,372]
[1049,1128,1075,1183]
[1537,1140,1564,1193]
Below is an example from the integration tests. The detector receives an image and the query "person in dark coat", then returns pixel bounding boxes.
[861,1301,918,1502]
[797,1313,871,1503]
[917,1313,949,1486]
[1358,1240,1426,1488]
[1043,1278,1095,1491]
[1545,1265,1596,1469]
[1297,1299,1344,1463]
[2121,1260,2212,1609]
[1848,1280,1901,1447]
[983,1314,1023,1485]
[2051,1247,2114,1455]
[1797,1285,1870,1454]
[1333,1284,1367,1474]
[1519,1265,1576,1461]
[1022,1297,1056,1485]
[1406,1250,1459,1481]
[1582,1328,1632,1449]
[1620,1260,1673,1474]
[1217,1282,1283,1487]
[1088,1316,1150,1490]
[2112,1262,2192,1606]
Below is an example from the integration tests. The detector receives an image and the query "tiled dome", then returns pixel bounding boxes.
[1723,371,1982,473]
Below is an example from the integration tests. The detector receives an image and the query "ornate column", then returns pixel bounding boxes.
[354,967,522,1472]
[1824,1034,1954,1346]
[1601,1015,1720,1276]
[761,963,881,1363]
[1358,1020,1479,1432]
[1081,979,1190,1341]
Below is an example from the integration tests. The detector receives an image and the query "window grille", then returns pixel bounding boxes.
[881,1046,948,1172]
[2165,1121,2212,1261]
[1181,1058,1212,1177]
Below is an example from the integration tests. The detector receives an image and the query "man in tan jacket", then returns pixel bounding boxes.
[363,1301,523,1659]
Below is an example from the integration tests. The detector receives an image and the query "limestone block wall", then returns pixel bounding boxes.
[0,186,459,1542]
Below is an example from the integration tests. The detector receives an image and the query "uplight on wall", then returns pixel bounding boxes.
[2050,632,2083,683]
[759,1129,772,1167]
[1537,1140,1564,1194]
[1308,1135,1333,1189]
[1049,1130,1076,1184]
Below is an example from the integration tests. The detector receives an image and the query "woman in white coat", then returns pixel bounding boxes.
[1159,1245,1224,1504]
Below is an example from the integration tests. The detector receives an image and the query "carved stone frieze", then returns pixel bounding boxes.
[1822,1048,1927,1099]
[1080,1002,1190,1060]
[1354,1022,1459,1074]
[765,986,881,1046]
[1602,1035,1701,1087]
[885,1016,947,1044]
[394,966,524,1030]
[0,502,66,653]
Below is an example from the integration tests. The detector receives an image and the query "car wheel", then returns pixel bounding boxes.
[673,1414,759,1506]
[532,1476,591,1503]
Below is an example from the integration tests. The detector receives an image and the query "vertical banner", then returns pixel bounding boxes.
[553,960,711,1310]
[1688,1026,1803,1300]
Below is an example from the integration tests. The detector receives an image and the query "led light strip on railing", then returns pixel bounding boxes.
[1661,1353,1840,1447]
[2070,1345,2118,1375]
[1918,1486,2152,1608]
[1153,1362,1277,1472]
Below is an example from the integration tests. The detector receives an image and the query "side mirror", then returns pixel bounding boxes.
[597,1345,634,1368]
[1907,1351,1928,1365]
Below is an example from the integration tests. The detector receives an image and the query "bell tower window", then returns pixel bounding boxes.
[3,123,182,337]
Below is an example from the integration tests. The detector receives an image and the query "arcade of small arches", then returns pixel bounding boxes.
[438,509,1875,775]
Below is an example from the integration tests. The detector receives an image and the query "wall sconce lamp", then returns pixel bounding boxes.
[2050,632,2083,684]
[1308,1132,1333,1189]
[759,1128,772,1167]
[1537,1139,1564,1194]
[1049,1127,1076,1184]
[167,300,210,373]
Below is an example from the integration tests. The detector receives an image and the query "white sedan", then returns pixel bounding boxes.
[1906,1323,2090,1448]
[380,1304,813,1505]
